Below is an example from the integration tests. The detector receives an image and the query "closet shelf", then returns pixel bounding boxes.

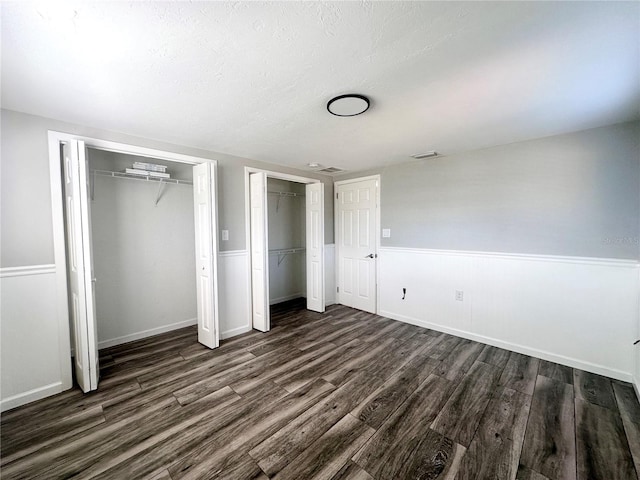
[269,247,306,266]
[90,170,193,206]
[268,190,305,212]
[91,170,193,186]
[268,191,305,197]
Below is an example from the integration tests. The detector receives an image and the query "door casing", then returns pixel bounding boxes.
[48,131,219,392]
[244,167,325,332]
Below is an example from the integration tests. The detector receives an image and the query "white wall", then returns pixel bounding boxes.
[378,248,639,382]
[88,149,198,348]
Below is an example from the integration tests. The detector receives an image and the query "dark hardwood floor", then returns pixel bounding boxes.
[2,300,639,479]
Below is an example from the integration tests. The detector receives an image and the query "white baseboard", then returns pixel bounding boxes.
[269,293,305,305]
[98,318,197,349]
[380,309,633,383]
[220,325,253,340]
[0,382,64,412]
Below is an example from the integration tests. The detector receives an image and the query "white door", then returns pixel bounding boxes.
[336,178,378,313]
[250,172,270,332]
[62,139,99,393]
[193,162,220,349]
[306,183,325,312]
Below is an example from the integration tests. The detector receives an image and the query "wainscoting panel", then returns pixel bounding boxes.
[378,247,639,382]
[325,244,335,307]
[1,266,66,411]
[218,250,252,339]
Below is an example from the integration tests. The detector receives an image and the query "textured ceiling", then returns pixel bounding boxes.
[2,1,638,172]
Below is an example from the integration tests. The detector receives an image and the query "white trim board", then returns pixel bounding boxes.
[0,264,57,278]
[1,382,65,413]
[97,318,198,349]
[270,293,305,305]
[379,246,639,268]
[220,325,253,340]
[381,309,632,382]
[219,250,249,257]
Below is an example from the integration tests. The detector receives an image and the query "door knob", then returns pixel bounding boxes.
[365,253,374,258]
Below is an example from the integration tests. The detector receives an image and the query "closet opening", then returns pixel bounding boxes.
[246,168,325,333]
[86,149,198,354]
[267,179,307,307]
[49,132,219,394]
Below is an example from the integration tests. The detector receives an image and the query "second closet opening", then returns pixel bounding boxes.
[267,178,306,306]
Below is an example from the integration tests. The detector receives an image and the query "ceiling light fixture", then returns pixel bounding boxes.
[327,94,370,117]
[411,151,438,159]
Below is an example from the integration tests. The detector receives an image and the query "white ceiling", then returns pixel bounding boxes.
[2,1,638,172]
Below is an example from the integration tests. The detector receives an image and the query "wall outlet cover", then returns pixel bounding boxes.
[382,228,391,238]
[222,230,229,241]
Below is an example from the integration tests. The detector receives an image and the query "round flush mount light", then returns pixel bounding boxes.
[327,94,370,117]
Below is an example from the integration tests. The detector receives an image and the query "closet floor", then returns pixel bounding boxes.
[1,300,639,479]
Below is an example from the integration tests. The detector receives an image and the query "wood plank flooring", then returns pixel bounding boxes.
[1,299,639,480]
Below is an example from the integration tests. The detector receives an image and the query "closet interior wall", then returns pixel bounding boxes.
[267,178,306,305]
[87,149,197,348]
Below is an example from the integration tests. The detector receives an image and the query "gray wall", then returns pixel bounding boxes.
[0,108,334,268]
[88,149,197,344]
[267,178,306,303]
[336,121,640,260]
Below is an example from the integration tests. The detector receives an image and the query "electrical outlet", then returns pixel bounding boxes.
[455,290,464,301]
[222,230,229,241]
[382,228,391,238]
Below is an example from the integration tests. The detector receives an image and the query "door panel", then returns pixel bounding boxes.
[62,140,98,393]
[193,162,219,349]
[337,179,378,313]
[250,172,270,331]
[306,183,325,312]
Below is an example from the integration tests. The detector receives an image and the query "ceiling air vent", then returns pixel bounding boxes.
[410,151,438,159]
[317,166,345,174]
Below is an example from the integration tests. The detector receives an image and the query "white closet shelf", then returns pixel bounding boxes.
[269,247,306,255]
[267,190,305,197]
[91,169,193,186]
[90,170,192,205]
[268,190,305,212]
[269,247,306,266]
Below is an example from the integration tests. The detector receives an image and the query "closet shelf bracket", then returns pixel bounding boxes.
[269,247,306,266]
[155,181,166,206]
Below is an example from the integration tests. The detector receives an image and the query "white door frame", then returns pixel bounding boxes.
[48,130,219,391]
[334,175,381,314]
[244,167,324,330]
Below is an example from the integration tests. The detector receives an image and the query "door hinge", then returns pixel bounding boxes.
[336,192,339,200]
[337,286,339,293]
